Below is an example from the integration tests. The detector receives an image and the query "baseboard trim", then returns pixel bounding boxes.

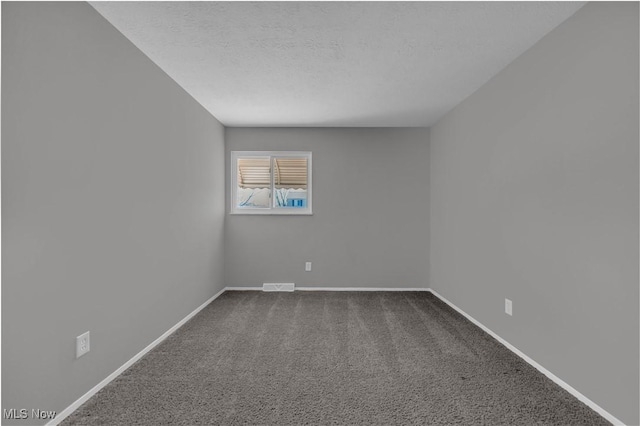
[48,287,227,426]
[297,287,430,292]
[428,289,624,426]
[224,286,263,291]
[224,286,430,292]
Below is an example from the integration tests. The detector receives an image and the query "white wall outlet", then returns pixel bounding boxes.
[305,262,312,272]
[76,331,90,358]
[505,298,513,316]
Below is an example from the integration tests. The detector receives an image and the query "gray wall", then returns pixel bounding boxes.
[429,2,639,424]
[2,2,225,424]
[225,128,430,289]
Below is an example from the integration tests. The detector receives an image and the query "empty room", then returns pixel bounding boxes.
[2,1,638,425]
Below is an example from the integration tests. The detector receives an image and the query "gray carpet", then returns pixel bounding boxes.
[63,291,608,425]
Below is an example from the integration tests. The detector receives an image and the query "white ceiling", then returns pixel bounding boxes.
[90,1,585,127]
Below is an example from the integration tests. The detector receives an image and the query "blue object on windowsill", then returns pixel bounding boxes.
[286,199,306,207]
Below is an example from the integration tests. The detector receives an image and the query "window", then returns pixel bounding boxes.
[231,151,312,215]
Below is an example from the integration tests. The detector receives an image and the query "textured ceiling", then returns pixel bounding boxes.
[90,2,585,127]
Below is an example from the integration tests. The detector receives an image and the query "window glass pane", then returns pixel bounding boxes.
[273,157,308,208]
[237,157,271,208]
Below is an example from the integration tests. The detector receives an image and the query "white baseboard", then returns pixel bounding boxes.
[296,287,430,292]
[427,289,624,426]
[224,286,430,292]
[48,287,227,426]
[224,286,263,291]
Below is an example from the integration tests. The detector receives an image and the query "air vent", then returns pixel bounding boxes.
[263,283,295,292]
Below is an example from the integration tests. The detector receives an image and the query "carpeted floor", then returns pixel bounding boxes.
[63,291,608,425]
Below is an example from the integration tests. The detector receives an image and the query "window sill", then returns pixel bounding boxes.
[230,210,313,216]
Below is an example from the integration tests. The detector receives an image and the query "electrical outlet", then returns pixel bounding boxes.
[76,331,90,358]
[505,299,513,316]
[305,262,312,272]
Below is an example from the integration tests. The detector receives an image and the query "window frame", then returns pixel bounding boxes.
[230,151,313,215]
